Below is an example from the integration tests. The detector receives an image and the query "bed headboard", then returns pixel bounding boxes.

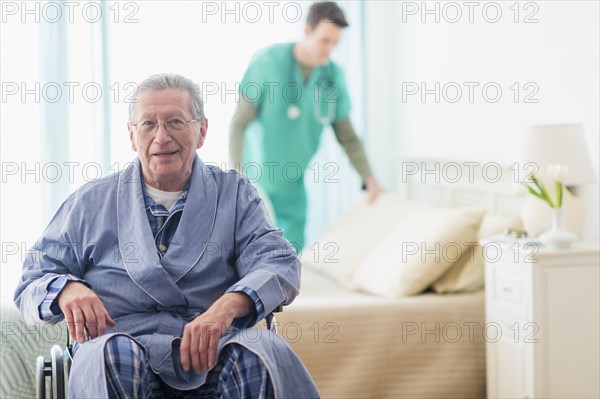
[393,157,524,217]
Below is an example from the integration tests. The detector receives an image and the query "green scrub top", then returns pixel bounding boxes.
[239,42,351,249]
[240,42,351,193]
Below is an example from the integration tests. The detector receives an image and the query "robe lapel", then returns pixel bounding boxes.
[161,156,218,282]
[116,158,187,307]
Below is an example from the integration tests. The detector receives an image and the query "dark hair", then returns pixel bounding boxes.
[306,2,349,28]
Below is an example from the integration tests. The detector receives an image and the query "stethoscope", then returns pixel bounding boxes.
[287,63,337,125]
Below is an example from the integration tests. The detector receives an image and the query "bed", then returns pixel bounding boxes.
[275,268,487,398]
[0,158,523,398]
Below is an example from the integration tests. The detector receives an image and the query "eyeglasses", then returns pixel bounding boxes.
[132,118,199,136]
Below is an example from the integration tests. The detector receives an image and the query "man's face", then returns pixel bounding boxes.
[304,20,343,65]
[128,89,207,191]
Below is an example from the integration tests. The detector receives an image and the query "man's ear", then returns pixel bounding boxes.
[304,24,312,38]
[197,118,208,149]
[128,123,138,151]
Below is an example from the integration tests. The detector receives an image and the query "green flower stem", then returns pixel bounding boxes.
[523,184,545,201]
[523,173,559,208]
[555,181,563,208]
[531,176,554,207]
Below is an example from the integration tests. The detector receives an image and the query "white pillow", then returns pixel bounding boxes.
[431,213,522,294]
[300,194,410,286]
[348,205,484,298]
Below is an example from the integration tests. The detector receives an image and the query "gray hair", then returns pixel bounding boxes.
[128,73,205,123]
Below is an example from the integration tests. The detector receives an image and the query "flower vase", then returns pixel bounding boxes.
[539,207,578,249]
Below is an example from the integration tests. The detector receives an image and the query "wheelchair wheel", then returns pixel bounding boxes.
[51,345,65,399]
[35,356,46,399]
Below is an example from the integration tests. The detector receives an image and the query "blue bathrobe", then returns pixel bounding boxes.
[14,155,318,398]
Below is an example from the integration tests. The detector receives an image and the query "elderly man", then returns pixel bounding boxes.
[14,74,318,398]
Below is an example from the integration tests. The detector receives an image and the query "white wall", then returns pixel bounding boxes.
[364,0,599,240]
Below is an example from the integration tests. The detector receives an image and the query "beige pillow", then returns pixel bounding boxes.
[348,205,485,298]
[300,194,410,286]
[431,214,522,293]
[430,244,485,293]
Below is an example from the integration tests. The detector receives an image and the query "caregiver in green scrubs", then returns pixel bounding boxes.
[230,2,382,251]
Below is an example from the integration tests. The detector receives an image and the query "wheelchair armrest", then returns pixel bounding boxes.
[265,305,283,334]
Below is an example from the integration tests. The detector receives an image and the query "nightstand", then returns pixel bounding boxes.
[482,240,600,399]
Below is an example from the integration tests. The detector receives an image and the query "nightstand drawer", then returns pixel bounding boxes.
[494,272,524,307]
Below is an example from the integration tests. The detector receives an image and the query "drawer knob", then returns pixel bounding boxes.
[502,286,512,293]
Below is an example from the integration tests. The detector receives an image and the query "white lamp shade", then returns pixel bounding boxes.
[522,124,596,185]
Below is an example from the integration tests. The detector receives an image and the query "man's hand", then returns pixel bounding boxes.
[366,176,384,203]
[57,281,116,343]
[180,292,253,374]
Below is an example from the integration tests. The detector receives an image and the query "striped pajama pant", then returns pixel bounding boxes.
[103,335,274,399]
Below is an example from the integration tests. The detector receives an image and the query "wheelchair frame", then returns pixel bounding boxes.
[35,344,71,399]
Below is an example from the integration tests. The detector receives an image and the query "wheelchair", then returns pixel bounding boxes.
[36,307,282,399]
[36,342,71,399]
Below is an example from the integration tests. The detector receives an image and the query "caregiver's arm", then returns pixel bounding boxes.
[229,97,258,170]
[332,117,384,201]
[332,117,372,180]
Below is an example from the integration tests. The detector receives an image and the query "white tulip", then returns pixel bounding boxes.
[547,164,569,182]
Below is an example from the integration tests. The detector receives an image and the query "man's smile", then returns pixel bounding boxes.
[153,150,178,158]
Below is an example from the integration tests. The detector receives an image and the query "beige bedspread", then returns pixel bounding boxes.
[273,267,486,398]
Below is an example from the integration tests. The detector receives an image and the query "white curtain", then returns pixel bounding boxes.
[1,2,110,296]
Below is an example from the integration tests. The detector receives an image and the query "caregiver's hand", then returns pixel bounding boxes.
[180,292,253,374]
[57,280,116,343]
[366,176,384,203]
